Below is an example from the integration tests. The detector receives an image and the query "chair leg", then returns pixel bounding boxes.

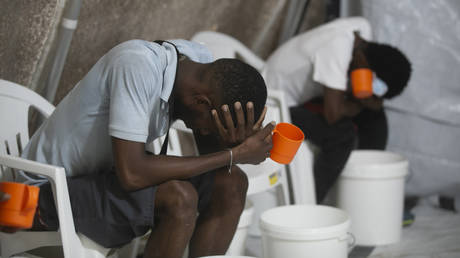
[278,169,291,205]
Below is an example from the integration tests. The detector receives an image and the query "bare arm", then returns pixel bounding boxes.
[321,32,381,123]
[112,122,273,192]
[323,86,363,124]
[113,138,232,191]
[358,96,383,111]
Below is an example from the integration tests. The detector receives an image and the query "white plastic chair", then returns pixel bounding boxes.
[261,90,316,205]
[191,31,316,204]
[0,79,113,258]
[191,31,265,71]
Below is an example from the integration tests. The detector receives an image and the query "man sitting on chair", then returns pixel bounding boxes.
[17,39,273,258]
[262,17,412,203]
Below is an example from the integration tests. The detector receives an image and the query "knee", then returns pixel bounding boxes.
[156,180,198,221]
[214,167,248,211]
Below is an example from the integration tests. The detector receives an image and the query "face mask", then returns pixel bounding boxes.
[372,74,388,97]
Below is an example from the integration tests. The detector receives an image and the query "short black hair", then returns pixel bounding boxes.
[365,42,412,99]
[209,58,267,123]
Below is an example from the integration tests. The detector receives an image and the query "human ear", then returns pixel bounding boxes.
[195,95,212,107]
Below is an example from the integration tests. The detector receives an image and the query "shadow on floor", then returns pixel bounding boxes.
[349,246,375,258]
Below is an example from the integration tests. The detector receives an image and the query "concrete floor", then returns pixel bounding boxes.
[17,196,460,257]
[364,197,460,258]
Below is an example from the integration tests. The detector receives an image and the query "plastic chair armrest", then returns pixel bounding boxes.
[0,154,65,181]
[0,154,83,257]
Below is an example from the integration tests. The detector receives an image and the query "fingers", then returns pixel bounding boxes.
[234,102,245,140]
[253,106,267,130]
[221,105,236,140]
[221,105,234,128]
[246,102,255,126]
[212,109,227,137]
[258,121,276,139]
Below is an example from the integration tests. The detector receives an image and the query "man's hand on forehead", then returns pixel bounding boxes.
[211,101,267,148]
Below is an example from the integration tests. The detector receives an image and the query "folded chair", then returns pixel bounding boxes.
[0,79,114,258]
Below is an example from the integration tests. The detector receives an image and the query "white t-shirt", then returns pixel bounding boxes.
[262,17,372,107]
[20,39,212,183]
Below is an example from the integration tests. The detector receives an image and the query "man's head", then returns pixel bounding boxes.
[208,58,267,122]
[174,58,267,135]
[364,42,412,99]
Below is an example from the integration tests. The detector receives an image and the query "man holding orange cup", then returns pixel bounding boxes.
[263,17,412,203]
[16,39,274,257]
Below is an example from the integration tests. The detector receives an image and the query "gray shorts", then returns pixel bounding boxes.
[37,169,215,248]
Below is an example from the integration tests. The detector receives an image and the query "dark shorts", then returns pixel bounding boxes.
[37,169,215,248]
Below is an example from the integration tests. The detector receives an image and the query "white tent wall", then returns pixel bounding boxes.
[342,0,460,197]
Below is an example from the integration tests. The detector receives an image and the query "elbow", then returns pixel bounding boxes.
[120,180,138,192]
[117,168,142,192]
[323,103,342,125]
[324,111,340,125]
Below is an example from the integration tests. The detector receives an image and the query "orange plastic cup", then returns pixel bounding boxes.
[270,123,305,164]
[351,68,373,99]
[0,182,39,229]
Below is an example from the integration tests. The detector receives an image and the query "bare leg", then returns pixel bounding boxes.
[189,166,248,257]
[144,180,198,258]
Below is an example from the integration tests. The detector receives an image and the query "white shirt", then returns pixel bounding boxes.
[20,39,213,183]
[262,17,372,107]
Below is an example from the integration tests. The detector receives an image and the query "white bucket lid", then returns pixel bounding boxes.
[342,150,409,179]
[260,205,350,241]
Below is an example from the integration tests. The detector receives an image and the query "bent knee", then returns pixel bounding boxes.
[155,180,198,219]
[232,167,249,196]
[214,167,248,209]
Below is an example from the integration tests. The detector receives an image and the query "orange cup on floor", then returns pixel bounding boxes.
[0,182,39,229]
[351,68,373,99]
[270,123,305,164]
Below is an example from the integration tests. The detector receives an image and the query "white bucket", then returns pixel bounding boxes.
[335,150,409,246]
[226,200,254,255]
[260,205,351,258]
